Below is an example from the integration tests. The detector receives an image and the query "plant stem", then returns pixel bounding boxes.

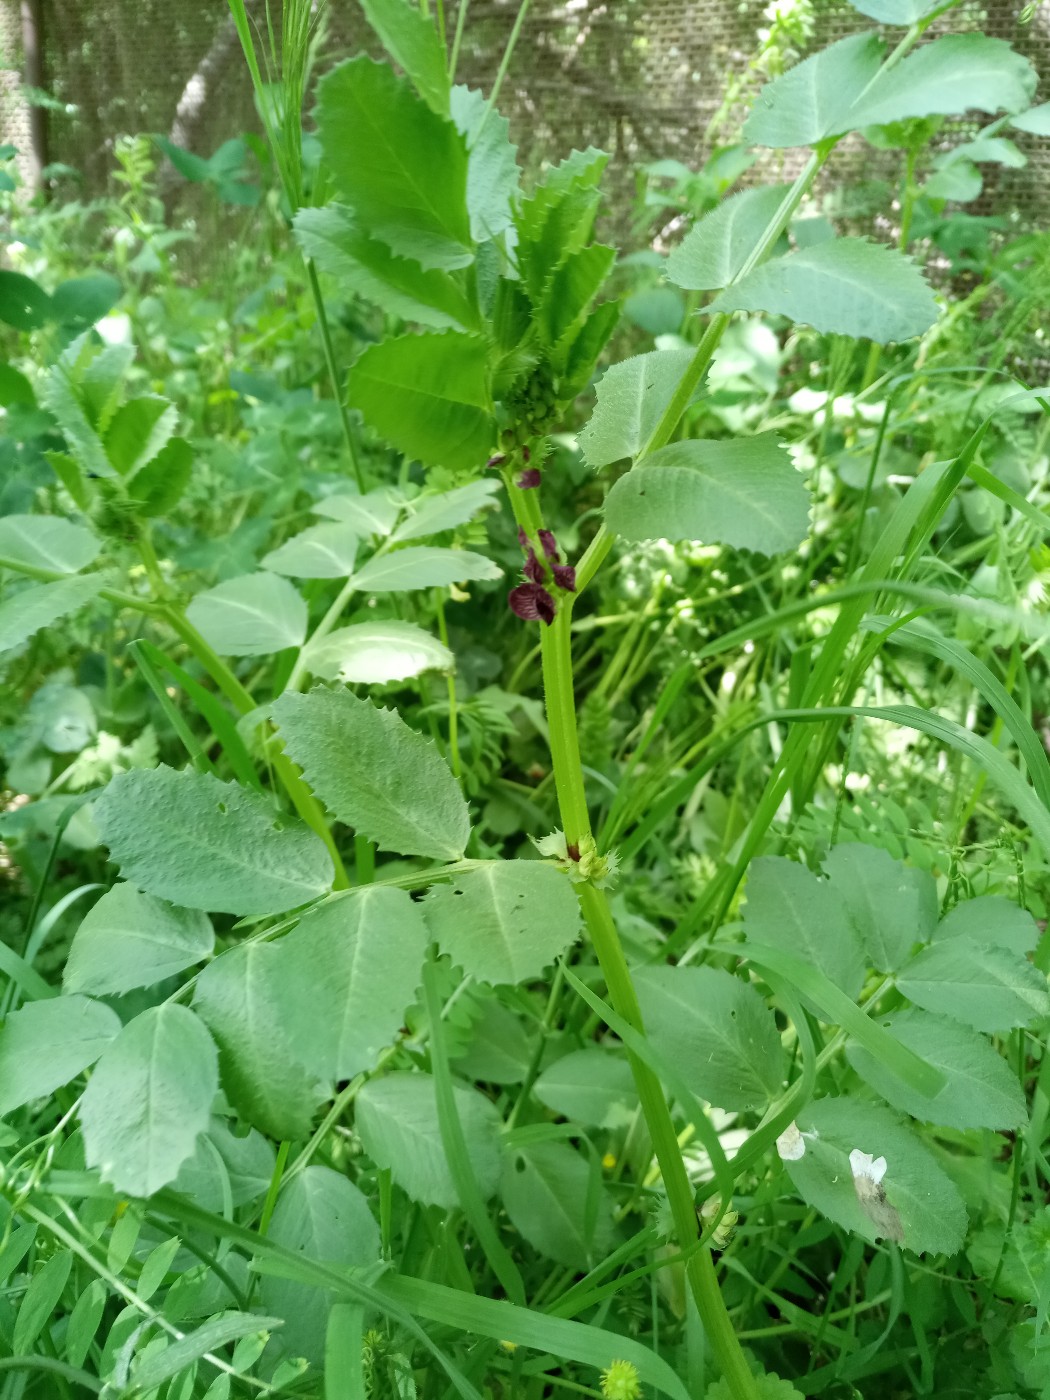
[448,0,470,81]
[479,0,531,138]
[305,258,365,492]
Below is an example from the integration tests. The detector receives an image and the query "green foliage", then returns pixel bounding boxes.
[64,882,214,994]
[186,571,308,656]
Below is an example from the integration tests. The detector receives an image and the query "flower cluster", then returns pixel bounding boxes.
[508,527,576,625]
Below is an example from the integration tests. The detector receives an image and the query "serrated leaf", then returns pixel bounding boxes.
[787,1096,966,1255]
[450,85,520,242]
[304,620,452,685]
[847,0,941,21]
[294,205,478,330]
[707,1373,804,1400]
[847,1008,1026,1130]
[500,1140,613,1269]
[604,433,809,556]
[271,686,470,861]
[743,33,885,149]
[0,995,121,1115]
[743,856,866,996]
[356,1071,502,1208]
[262,522,360,579]
[635,965,786,1111]
[186,571,307,656]
[0,574,106,655]
[390,478,500,542]
[578,346,694,468]
[93,766,334,915]
[103,396,177,478]
[316,57,472,270]
[313,487,401,535]
[193,942,327,1141]
[707,239,938,343]
[39,336,122,480]
[532,1049,637,1129]
[80,1004,218,1196]
[849,35,1038,130]
[0,515,100,574]
[358,0,450,114]
[822,843,937,973]
[897,940,1049,1032]
[933,896,1039,956]
[536,243,617,349]
[347,331,495,472]
[423,861,582,986]
[351,545,501,592]
[667,185,791,291]
[64,882,214,995]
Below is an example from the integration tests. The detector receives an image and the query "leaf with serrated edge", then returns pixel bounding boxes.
[305,620,452,685]
[822,843,937,973]
[897,940,1049,1032]
[849,35,1037,130]
[578,347,694,468]
[667,186,791,291]
[743,856,866,996]
[933,895,1039,956]
[0,575,107,656]
[391,478,501,543]
[0,515,100,575]
[743,33,884,148]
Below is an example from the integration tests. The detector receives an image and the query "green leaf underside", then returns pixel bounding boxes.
[0,575,107,655]
[93,766,334,915]
[390,478,500,542]
[500,1140,614,1269]
[356,1071,502,1209]
[450,85,520,242]
[80,1003,219,1196]
[347,332,495,472]
[744,856,866,997]
[1011,101,1050,135]
[0,995,121,1115]
[707,239,938,343]
[743,33,885,149]
[305,620,453,684]
[271,686,471,860]
[532,1048,637,1128]
[0,515,100,574]
[423,861,582,985]
[578,346,694,468]
[788,1096,967,1255]
[128,1312,287,1390]
[897,940,1050,1032]
[313,487,401,535]
[262,522,360,578]
[351,545,502,593]
[933,895,1039,955]
[605,433,809,555]
[174,1116,276,1210]
[185,571,307,656]
[635,965,786,1111]
[822,843,937,973]
[316,57,472,270]
[358,0,450,115]
[667,185,791,291]
[847,1008,1026,1130]
[848,0,942,22]
[64,881,214,995]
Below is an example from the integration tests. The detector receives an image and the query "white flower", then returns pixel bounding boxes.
[776,1122,806,1161]
[849,1149,888,1185]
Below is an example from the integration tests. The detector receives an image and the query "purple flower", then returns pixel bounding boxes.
[509,582,556,624]
[538,529,559,562]
[486,453,507,470]
[552,563,576,592]
[523,548,545,584]
[517,467,541,489]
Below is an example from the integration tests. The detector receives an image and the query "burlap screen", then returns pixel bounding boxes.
[2,1,1048,230]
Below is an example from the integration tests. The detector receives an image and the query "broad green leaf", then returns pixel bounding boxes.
[604,433,809,556]
[847,1009,1026,1130]
[1012,102,1050,135]
[66,1279,107,1368]
[849,36,1038,130]
[578,346,693,468]
[279,888,429,1081]
[131,1313,285,1390]
[304,620,453,685]
[944,136,1026,169]
[536,243,617,349]
[262,522,360,579]
[450,85,520,242]
[358,0,450,114]
[0,269,52,330]
[347,332,495,472]
[634,965,785,1111]
[93,766,334,915]
[933,895,1039,956]
[356,1071,502,1208]
[64,881,214,995]
[532,1049,637,1129]
[423,861,582,985]
[351,545,502,593]
[707,239,938,343]
[294,205,478,330]
[0,995,120,1115]
[271,686,470,860]
[0,514,100,574]
[390,478,500,543]
[193,942,327,1141]
[131,436,194,517]
[173,1117,276,1210]
[103,396,177,478]
[897,941,1049,1032]
[786,1096,967,1255]
[743,856,866,996]
[500,1140,613,1269]
[13,1251,72,1353]
[186,571,307,656]
[316,57,472,270]
[454,995,536,1085]
[261,1167,379,1364]
[822,843,937,973]
[847,0,941,21]
[924,162,982,204]
[666,185,791,291]
[0,575,106,655]
[742,33,884,148]
[313,487,401,535]
[51,273,121,330]
[80,1004,219,1196]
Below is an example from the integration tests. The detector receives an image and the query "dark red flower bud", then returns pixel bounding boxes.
[509,582,556,624]
[538,529,559,562]
[517,526,529,549]
[552,563,576,592]
[517,467,541,489]
[521,446,531,463]
[523,548,545,584]
[486,453,507,470]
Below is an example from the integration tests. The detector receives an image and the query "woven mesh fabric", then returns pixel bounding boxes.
[1,1,1046,227]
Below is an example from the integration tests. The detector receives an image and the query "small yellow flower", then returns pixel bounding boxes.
[602,1152,617,1171]
[601,1360,641,1400]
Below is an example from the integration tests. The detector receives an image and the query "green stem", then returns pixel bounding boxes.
[285,573,359,693]
[435,594,461,780]
[306,258,365,492]
[479,0,531,138]
[449,0,469,80]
